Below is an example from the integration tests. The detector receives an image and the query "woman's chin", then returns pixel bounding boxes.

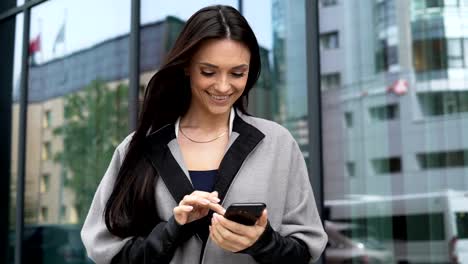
[206,104,232,116]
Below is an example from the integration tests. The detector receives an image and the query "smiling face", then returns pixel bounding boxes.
[186,38,251,116]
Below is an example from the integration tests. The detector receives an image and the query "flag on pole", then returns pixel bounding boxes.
[29,34,41,65]
[29,34,41,54]
[53,22,65,53]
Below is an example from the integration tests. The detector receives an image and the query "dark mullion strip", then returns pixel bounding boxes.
[15,5,31,264]
[238,0,243,14]
[0,0,49,23]
[305,2,325,263]
[0,0,15,14]
[129,0,140,131]
[0,2,16,262]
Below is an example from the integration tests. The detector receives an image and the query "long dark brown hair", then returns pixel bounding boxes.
[104,5,261,238]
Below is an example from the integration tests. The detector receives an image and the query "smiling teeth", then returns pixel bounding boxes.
[211,95,229,100]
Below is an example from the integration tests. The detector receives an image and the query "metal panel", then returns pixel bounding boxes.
[15,6,31,264]
[129,0,140,131]
[305,0,325,262]
[0,0,49,22]
[0,3,16,263]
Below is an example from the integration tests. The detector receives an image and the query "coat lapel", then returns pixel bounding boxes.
[214,112,265,204]
[144,112,265,244]
[144,111,265,206]
[144,124,194,204]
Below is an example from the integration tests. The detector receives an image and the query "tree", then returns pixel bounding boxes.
[54,80,128,223]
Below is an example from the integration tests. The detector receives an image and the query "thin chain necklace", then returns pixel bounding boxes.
[179,126,227,143]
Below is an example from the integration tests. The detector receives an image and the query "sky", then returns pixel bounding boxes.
[13,0,272,91]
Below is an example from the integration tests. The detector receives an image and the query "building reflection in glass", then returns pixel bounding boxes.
[320,0,468,262]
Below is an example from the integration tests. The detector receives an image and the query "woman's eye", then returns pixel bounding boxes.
[200,71,215,77]
[231,72,245,78]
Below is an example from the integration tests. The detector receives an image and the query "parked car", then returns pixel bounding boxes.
[325,221,393,264]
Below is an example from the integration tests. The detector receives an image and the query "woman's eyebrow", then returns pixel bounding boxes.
[198,62,249,70]
[232,64,249,70]
[198,62,218,68]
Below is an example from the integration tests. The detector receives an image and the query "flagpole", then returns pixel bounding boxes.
[53,10,66,57]
[38,18,42,63]
[64,9,67,55]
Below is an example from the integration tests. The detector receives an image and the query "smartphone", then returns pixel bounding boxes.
[224,202,266,226]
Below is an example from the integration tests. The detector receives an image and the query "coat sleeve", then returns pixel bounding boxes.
[110,216,195,264]
[241,138,328,263]
[80,135,194,264]
[80,137,132,264]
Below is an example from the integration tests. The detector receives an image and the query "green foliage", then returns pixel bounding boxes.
[54,80,129,223]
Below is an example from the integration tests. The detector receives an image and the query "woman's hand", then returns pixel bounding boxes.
[209,209,268,252]
[173,190,225,225]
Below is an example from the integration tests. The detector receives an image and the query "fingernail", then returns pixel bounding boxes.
[201,199,210,205]
[211,197,220,203]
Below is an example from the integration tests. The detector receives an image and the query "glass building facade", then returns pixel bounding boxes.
[320,0,468,263]
[1,0,468,263]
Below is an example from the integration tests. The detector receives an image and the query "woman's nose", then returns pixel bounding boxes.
[215,75,231,93]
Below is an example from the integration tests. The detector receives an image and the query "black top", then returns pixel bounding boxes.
[188,169,218,250]
[188,170,217,192]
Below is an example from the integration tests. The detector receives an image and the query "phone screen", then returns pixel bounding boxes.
[224,203,266,226]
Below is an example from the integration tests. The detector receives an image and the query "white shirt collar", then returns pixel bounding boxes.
[175,107,235,138]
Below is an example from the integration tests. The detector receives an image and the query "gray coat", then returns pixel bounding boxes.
[81,109,327,264]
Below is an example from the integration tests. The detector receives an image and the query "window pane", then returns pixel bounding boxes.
[40,174,50,193]
[320,31,339,50]
[369,104,399,122]
[447,39,463,68]
[418,91,468,116]
[371,157,402,174]
[344,112,353,128]
[446,0,459,6]
[321,0,468,262]
[417,150,468,169]
[321,73,341,91]
[245,0,309,157]
[321,0,338,7]
[15,0,131,262]
[464,38,468,67]
[346,161,356,177]
[426,0,444,8]
[456,212,468,239]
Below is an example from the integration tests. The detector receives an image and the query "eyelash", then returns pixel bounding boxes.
[200,71,215,77]
[231,72,245,78]
[200,71,245,78]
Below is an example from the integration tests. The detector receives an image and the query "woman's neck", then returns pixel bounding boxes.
[180,107,230,133]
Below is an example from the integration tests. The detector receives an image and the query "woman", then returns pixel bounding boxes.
[81,5,327,264]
